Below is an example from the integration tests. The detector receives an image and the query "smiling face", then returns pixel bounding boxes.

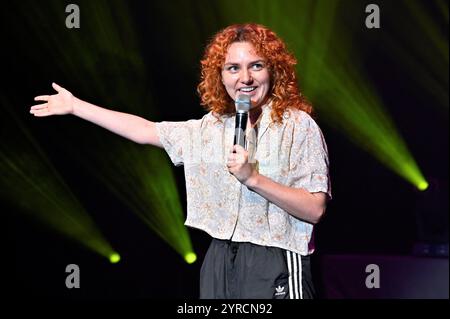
[221,42,271,109]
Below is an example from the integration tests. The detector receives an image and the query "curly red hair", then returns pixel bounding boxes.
[197,23,312,122]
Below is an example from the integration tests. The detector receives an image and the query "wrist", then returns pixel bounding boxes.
[244,170,260,189]
[71,96,80,115]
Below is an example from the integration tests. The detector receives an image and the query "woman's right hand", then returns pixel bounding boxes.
[30,83,74,117]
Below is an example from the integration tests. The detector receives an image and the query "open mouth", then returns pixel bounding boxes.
[238,86,257,93]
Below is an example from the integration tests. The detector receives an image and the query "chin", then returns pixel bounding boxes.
[251,97,267,107]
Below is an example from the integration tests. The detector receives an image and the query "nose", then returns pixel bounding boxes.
[240,69,253,85]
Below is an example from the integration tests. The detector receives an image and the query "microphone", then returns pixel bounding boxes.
[233,94,251,149]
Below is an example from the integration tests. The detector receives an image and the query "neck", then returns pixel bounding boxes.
[249,106,262,127]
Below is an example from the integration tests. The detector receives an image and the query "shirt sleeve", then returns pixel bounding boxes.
[287,113,332,199]
[155,119,200,166]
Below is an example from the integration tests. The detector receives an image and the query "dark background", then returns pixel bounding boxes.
[3,0,448,299]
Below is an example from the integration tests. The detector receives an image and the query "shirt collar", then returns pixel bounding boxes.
[257,100,273,140]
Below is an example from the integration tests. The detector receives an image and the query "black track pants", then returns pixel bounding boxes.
[200,239,316,299]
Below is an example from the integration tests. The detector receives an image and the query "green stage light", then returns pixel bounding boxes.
[109,253,121,264]
[417,181,429,191]
[10,0,442,262]
[1,98,117,261]
[184,252,197,264]
[210,0,430,189]
[382,0,449,113]
[9,0,195,262]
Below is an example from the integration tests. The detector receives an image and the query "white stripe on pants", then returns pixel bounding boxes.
[287,251,303,299]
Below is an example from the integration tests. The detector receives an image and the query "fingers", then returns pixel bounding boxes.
[30,108,51,117]
[233,144,245,153]
[227,152,236,161]
[33,82,63,100]
[30,83,62,117]
[229,145,247,163]
[227,151,246,165]
[52,82,63,92]
[227,152,236,169]
[30,103,51,116]
[34,95,50,101]
[30,103,48,110]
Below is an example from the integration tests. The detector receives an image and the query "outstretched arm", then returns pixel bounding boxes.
[30,83,162,147]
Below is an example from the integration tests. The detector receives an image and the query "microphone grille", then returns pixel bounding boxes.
[235,94,251,112]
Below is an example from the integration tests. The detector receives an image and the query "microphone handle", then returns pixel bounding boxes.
[234,112,248,148]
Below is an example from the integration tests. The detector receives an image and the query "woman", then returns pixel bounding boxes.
[30,23,331,299]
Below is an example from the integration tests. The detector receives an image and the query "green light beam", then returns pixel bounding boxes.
[1,98,117,261]
[13,0,195,262]
[212,0,428,189]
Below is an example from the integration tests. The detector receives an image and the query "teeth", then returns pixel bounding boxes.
[240,87,256,92]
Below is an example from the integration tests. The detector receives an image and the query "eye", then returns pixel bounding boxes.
[252,63,264,70]
[227,65,239,72]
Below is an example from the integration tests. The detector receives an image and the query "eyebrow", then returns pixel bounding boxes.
[223,60,265,66]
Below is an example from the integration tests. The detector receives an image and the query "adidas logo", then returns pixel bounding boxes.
[275,285,286,296]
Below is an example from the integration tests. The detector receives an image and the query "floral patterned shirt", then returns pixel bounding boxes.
[155,103,331,255]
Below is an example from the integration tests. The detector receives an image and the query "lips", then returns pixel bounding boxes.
[239,86,256,91]
[237,86,258,95]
